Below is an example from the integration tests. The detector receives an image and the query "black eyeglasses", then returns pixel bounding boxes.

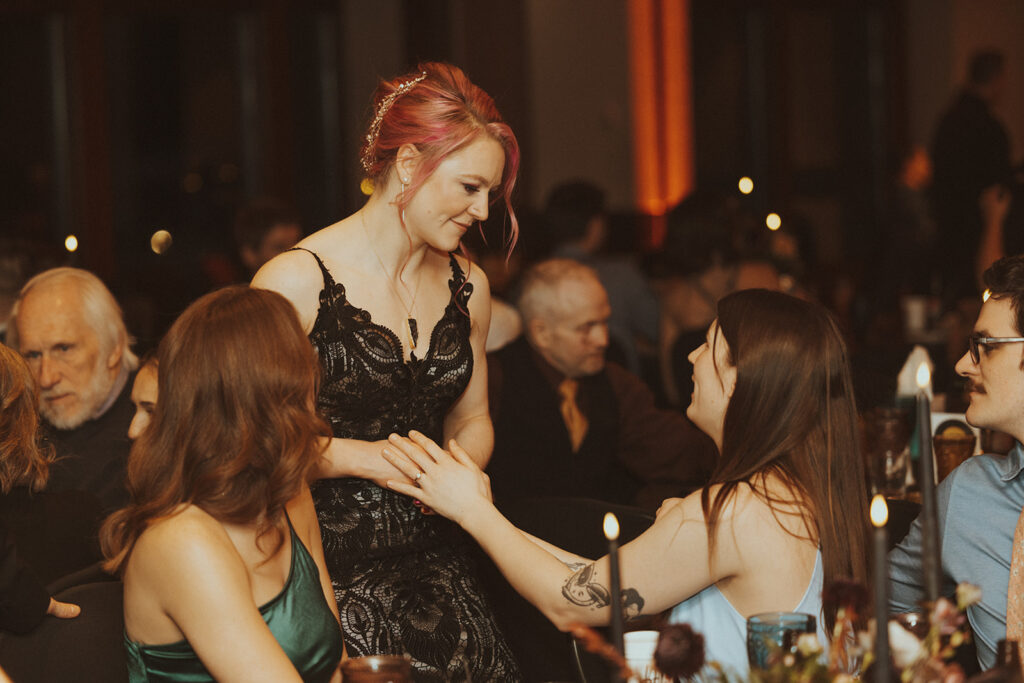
[968,334,1024,363]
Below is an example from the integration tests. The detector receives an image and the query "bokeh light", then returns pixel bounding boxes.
[150,230,173,254]
[64,235,78,252]
[765,213,782,231]
[738,177,754,195]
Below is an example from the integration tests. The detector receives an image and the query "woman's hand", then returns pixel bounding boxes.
[383,431,492,525]
[46,598,80,619]
[315,438,413,489]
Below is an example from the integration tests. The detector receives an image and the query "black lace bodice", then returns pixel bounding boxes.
[306,251,474,443]
[291,248,518,680]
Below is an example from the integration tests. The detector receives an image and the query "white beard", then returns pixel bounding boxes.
[40,358,117,431]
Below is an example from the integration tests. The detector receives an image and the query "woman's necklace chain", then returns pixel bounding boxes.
[360,211,422,349]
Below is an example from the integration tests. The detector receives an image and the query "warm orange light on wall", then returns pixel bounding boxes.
[627,0,662,216]
[627,0,695,248]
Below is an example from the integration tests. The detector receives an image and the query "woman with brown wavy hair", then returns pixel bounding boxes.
[383,289,869,678]
[0,344,85,629]
[0,344,51,495]
[100,286,343,683]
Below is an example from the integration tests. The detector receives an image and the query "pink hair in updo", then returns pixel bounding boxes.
[361,62,521,251]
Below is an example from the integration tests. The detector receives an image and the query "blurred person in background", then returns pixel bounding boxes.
[654,192,779,407]
[545,180,659,376]
[234,198,303,278]
[486,259,716,511]
[0,344,87,632]
[7,268,138,510]
[930,49,1014,302]
[127,356,158,441]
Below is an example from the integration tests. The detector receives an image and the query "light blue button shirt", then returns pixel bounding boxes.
[889,442,1024,670]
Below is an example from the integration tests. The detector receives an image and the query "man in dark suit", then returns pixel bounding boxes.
[486,259,716,511]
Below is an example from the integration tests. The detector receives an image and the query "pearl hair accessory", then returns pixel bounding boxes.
[361,71,429,175]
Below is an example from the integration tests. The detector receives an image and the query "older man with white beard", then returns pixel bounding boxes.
[8,268,138,510]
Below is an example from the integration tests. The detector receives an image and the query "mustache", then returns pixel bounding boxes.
[967,381,987,395]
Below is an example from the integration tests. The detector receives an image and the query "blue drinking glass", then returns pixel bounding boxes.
[746,612,817,670]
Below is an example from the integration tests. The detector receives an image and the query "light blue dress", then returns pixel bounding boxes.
[668,548,826,679]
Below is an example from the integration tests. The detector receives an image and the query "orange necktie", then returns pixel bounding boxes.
[558,378,589,452]
[1007,508,1024,650]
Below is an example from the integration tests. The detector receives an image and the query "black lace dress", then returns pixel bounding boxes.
[295,249,519,682]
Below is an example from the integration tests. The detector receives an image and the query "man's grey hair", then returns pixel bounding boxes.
[8,267,139,373]
[516,258,602,327]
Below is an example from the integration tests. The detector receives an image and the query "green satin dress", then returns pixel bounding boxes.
[124,516,344,682]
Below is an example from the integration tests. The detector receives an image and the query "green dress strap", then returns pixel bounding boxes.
[124,514,343,682]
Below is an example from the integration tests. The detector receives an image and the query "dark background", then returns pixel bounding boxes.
[1,0,1021,351]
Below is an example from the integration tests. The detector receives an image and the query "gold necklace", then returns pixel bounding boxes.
[360,211,423,349]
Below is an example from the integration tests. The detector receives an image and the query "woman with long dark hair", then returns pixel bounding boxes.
[101,287,344,683]
[253,62,520,678]
[384,289,869,677]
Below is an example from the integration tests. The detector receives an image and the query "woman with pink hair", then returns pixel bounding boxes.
[254,62,520,679]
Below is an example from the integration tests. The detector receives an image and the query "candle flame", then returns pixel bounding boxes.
[870,494,889,527]
[603,512,620,541]
[915,362,930,389]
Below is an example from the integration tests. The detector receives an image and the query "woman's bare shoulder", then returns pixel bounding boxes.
[127,506,243,592]
[679,481,783,532]
[251,248,323,294]
[251,247,330,331]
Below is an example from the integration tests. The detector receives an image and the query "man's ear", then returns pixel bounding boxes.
[394,143,421,183]
[528,317,551,349]
[105,337,124,372]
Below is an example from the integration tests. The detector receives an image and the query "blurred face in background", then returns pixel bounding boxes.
[128,363,159,440]
[530,274,611,379]
[16,283,121,430]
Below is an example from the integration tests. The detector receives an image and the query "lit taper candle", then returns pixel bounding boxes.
[871,495,891,683]
[603,512,625,665]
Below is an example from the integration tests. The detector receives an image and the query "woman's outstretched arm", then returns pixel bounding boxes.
[384,432,735,630]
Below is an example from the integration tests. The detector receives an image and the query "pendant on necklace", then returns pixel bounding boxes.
[408,317,419,349]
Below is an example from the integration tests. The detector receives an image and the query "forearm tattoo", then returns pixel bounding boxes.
[561,563,646,620]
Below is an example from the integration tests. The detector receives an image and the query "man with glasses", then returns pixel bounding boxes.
[890,254,1024,670]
